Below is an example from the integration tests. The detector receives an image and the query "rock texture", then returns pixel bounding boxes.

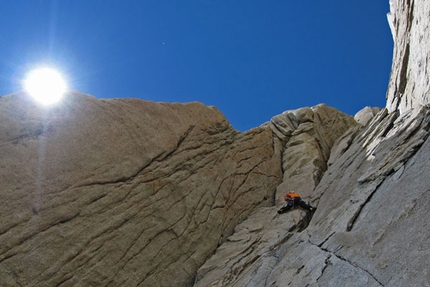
[0,92,356,287]
[354,106,381,126]
[1,0,429,286]
[386,0,430,114]
[0,93,356,286]
[269,105,357,201]
[195,106,430,286]
[0,92,284,286]
[194,0,430,285]
[193,105,357,287]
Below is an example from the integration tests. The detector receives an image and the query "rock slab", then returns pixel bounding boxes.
[193,0,430,285]
[0,92,283,287]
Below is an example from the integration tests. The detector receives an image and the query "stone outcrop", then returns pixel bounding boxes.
[0,93,356,287]
[354,106,381,126]
[268,104,357,201]
[1,0,429,286]
[268,105,358,201]
[193,105,357,286]
[195,106,430,286]
[0,92,284,286]
[386,0,430,114]
[194,0,430,285]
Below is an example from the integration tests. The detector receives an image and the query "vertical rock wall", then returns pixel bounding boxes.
[269,104,357,200]
[386,0,430,113]
[0,92,283,287]
[2,0,428,286]
[0,93,357,287]
[194,0,430,286]
[194,105,358,287]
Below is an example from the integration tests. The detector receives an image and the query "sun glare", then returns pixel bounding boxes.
[24,67,67,105]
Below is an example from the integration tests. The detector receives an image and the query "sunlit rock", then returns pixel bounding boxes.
[354,106,381,126]
[386,0,430,114]
[194,0,430,285]
[0,91,282,286]
[1,1,429,286]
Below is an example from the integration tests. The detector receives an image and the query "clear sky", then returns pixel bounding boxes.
[0,1,393,131]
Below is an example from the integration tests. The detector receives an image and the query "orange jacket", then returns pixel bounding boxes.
[284,192,301,200]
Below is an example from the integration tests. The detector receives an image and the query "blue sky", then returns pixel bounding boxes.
[0,1,393,131]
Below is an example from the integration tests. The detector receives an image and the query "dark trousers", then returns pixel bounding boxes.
[278,198,313,214]
[293,198,313,211]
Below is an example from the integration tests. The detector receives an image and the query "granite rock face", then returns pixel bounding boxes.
[386,0,430,114]
[0,92,285,287]
[0,93,356,287]
[194,0,430,285]
[196,106,430,287]
[354,106,382,126]
[269,104,358,201]
[194,105,357,287]
[1,0,429,286]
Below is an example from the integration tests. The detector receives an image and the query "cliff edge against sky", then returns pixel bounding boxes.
[0,0,429,286]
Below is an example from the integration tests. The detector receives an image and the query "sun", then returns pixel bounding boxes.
[24,67,68,105]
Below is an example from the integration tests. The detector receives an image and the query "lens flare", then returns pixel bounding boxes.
[24,67,67,105]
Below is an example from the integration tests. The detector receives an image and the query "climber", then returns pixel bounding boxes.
[277,191,316,214]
